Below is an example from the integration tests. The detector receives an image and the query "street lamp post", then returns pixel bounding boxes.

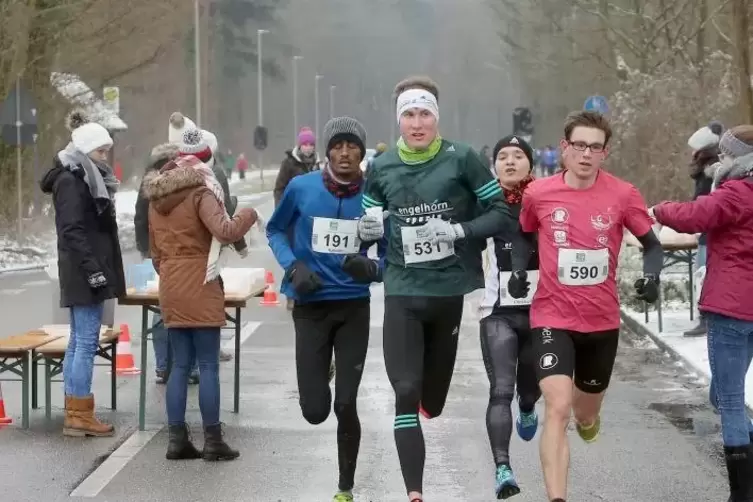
[257,28,269,186]
[293,55,303,142]
[329,85,336,119]
[194,0,202,126]
[314,74,324,152]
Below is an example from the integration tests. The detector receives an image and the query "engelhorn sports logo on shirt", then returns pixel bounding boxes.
[397,201,453,225]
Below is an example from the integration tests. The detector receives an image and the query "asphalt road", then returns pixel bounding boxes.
[0,190,731,502]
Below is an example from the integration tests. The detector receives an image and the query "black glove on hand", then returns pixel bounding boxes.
[507,270,530,299]
[342,254,380,283]
[287,261,323,296]
[88,271,108,289]
[634,274,660,304]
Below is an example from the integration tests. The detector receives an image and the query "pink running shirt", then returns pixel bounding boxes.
[520,170,654,332]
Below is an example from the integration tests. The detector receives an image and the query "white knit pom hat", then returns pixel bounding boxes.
[72,123,113,154]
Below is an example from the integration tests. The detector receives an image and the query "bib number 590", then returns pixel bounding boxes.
[569,265,599,280]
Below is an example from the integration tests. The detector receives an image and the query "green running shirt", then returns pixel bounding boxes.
[363,139,516,297]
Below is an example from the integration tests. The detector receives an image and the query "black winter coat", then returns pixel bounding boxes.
[690,145,720,246]
[41,158,125,307]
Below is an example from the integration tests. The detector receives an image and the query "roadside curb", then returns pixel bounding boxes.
[621,307,753,415]
[0,263,47,276]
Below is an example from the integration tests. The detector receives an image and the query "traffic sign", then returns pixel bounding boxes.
[253,126,268,151]
[0,83,38,146]
[584,95,609,114]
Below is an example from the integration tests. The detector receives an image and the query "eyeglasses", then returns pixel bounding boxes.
[568,141,605,153]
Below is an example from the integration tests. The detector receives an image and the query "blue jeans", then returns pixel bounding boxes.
[152,311,197,374]
[64,304,105,398]
[695,243,707,270]
[166,327,221,427]
[707,312,753,446]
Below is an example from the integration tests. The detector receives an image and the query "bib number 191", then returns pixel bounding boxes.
[323,234,350,249]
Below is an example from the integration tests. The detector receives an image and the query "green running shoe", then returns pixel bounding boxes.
[576,415,601,443]
[333,491,354,502]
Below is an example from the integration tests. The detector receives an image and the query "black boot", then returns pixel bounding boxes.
[724,445,753,501]
[166,424,202,460]
[202,423,240,461]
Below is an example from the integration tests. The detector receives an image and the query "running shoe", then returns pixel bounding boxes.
[576,415,601,443]
[495,464,520,499]
[332,491,354,502]
[516,409,538,442]
[419,402,431,419]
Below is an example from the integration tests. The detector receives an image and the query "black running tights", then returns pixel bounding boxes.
[479,313,541,466]
[293,298,370,492]
[383,295,465,494]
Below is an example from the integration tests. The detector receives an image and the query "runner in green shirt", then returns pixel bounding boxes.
[357,76,519,502]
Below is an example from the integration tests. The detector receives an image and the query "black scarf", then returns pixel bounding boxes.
[322,164,362,198]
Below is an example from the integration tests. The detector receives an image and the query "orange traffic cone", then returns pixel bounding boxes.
[260,269,280,306]
[114,324,141,375]
[0,382,12,426]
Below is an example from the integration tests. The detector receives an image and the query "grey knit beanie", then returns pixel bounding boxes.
[323,117,367,160]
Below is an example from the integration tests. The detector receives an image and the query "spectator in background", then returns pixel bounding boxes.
[169,112,247,363]
[274,127,321,207]
[40,110,125,437]
[651,125,753,502]
[224,149,235,179]
[144,129,258,461]
[135,143,200,384]
[541,145,558,176]
[683,120,723,337]
[236,153,248,180]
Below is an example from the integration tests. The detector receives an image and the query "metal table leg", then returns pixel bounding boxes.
[31,351,38,409]
[111,341,117,410]
[45,359,52,421]
[688,250,695,321]
[138,306,148,431]
[22,354,29,429]
[233,307,241,414]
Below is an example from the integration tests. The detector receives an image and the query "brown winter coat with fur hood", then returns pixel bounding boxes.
[144,162,256,327]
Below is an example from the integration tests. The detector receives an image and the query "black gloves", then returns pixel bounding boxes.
[634,274,660,304]
[286,261,323,296]
[507,270,530,299]
[88,271,108,289]
[342,254,381,283]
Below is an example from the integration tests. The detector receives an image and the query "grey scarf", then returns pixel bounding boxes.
[57,142,119,214]
[713,152,753,190]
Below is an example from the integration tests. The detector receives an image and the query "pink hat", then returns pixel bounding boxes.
[298,127,315,146]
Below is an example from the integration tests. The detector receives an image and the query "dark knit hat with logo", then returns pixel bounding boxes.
[323,117,367,160]
[493,135,534,168]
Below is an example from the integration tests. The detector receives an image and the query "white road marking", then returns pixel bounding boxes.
[0,288,25,296]
[69,429,160,497]
[222,321,261,351]
[21,280,50,288]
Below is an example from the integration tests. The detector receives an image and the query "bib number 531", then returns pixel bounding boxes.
[401,225,454,265]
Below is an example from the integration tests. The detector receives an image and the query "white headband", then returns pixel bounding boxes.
[396,89,439,124]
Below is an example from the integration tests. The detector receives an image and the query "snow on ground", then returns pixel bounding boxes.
[622,308,753,410]
[0,168,280,274]
[618,243,753,410]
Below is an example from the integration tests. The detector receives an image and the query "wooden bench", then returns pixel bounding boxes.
[34,326,119,421]
[0,331,64,428]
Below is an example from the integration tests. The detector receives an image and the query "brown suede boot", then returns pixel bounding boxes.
[63,395,114,437]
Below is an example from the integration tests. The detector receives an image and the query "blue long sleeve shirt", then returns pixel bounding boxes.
[266,171,387,303]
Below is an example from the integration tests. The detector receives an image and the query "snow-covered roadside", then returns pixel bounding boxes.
[0,189,140,274]
[618,243,753,411]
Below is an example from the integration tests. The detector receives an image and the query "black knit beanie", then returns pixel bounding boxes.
[493,135,534,168]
